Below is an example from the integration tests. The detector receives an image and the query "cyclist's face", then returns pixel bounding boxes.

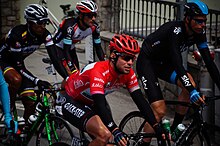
[190,15,207,34]
[29,21,47,36]
[83,13,97,27]
[115,53,136,74]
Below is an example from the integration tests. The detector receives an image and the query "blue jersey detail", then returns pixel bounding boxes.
[94,38,101,44]
[198,42,208,49]
[170,71,177,84]
[63,38,72,45]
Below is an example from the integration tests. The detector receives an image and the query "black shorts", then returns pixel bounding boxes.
[0,62,36,94]
[59,92,95,131]
[136,51,178,103]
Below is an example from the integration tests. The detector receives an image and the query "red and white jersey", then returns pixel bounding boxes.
[65,61,140,105]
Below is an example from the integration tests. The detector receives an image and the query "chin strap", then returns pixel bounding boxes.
[110,54,124,74]
[80,15,90,28]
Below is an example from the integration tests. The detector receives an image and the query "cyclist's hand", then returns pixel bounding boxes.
[190,89,205,105]
[4,113,18,133]
[153,123,169,146]
[112,128,128,146]
[37,80,52,90]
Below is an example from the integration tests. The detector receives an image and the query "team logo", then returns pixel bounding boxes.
[74,79,84,89]
[173,27,181,34]
[141,76,148,90]
[67,27,73,34]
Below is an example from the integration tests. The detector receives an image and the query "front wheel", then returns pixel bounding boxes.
[119,111,146,134]
[50,142,70,146]
[185,127,211,146]
[36,116,73,146]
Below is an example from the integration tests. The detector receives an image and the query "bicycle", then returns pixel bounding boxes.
[119,96,220,146]
[0,88,73,146]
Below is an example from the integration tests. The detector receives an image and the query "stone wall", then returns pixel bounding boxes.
[0,0,20,37]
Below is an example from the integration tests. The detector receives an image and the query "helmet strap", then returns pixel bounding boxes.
[27,22,36,37]
[79,14,90,28]
[110,51,124,74]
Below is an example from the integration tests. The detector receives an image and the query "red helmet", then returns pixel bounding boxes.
[109,34,140,56]
[76,0,98,14]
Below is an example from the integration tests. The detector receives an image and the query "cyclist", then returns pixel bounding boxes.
[0,69,18,133]
[53,0,105,80]
[0,4,56,122]
[136,0,220,141]
[57,34,166,146]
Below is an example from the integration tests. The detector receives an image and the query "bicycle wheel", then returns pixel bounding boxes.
[36,116,73,146]
[50,142,69,146]
[119,111,146,134]
[185,127,211,146]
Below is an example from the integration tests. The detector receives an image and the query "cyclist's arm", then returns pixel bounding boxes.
[199,47,220,90]
[0,69,11,116]
[93,42,105,61]
[46,45,69,79]
[92,93,118,132]
[92,25,105,61]
[169,34,195,93]
[130,89,158,127]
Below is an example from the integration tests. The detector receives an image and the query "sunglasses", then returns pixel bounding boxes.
[84,13,97,19]
[116,53,136,62]
[193,19,207,25]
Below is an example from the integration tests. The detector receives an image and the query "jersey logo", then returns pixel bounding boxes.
[181,75,192,86]
[141,76,148,90]
[173,27,181,34]
[67,27,73,34]
[74,79,84,89]
[22,31,27,37]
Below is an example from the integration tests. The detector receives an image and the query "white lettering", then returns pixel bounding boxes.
[94,77,104,83]
[173,27,181,34]
[181,75,192,86]
[91,83,103,88]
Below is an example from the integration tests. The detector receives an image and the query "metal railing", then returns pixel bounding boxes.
[110,0,220,48]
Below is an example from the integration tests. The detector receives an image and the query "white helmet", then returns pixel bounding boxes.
[24,4,49,23]
[76,0,98,14]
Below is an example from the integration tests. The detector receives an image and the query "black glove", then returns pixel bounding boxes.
[112,128,127,145]
[153,123,167,146]
[37,80,52,90]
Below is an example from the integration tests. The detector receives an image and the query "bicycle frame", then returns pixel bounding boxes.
[0,90,59,146]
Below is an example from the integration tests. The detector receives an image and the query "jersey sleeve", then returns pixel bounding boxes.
[126,69,140,93]
[61,19,74,46]
[90,68,106,95]
[195,31,208,50]
[169,27,195,93]
[44,30,54,47]
[92,23,101,45]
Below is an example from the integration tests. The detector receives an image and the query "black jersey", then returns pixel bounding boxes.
[141,20,220,92]
[0,24,54,83]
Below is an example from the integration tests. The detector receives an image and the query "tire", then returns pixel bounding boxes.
[50,142,70,146]
[119,111,146,134]
[36,116,73,146]
[185,127,211,146]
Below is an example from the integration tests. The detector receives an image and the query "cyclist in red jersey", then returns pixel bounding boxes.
[56,34,166,146]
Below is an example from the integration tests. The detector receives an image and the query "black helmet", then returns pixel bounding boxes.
[184,0,208,17]
[24,4,49,23]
